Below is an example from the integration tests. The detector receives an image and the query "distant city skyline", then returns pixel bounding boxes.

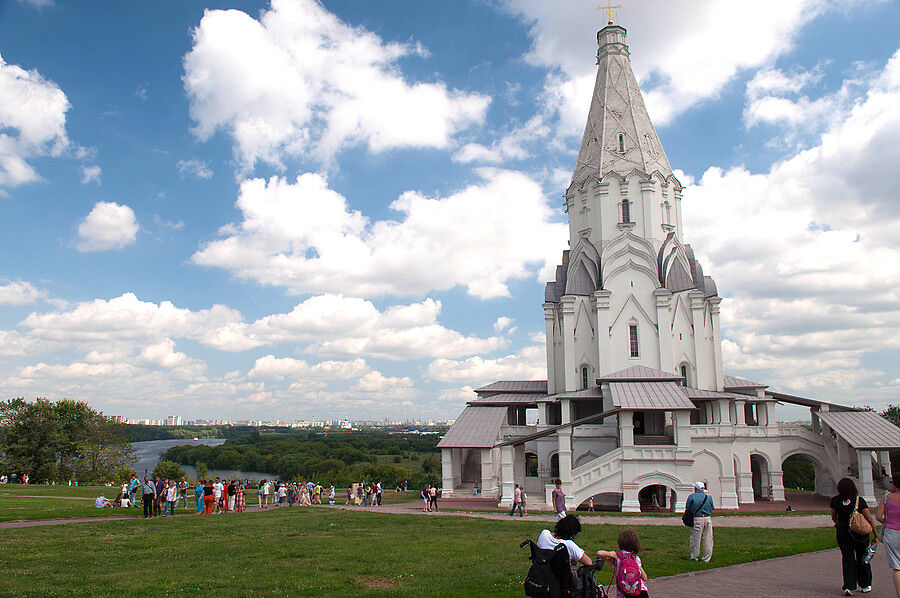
[1,1,898,420]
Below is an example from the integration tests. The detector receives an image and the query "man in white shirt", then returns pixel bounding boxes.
[213,478,224,514]
[94,494,112,508]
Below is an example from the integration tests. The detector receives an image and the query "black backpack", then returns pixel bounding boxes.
[521,540,574,598]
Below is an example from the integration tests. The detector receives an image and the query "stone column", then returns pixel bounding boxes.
[560,296,577,391]
[689,292,708,388]
[594,290,612,375]
[441,449,455,496]
[654,289,673,371]
[618,410,634,447]
[879,451,893,477]
[674,410,692,449]
[709,297,724,391]
[734,400,746,426]
[770,468,786,501]
[858,450,876,505]
[639,179,655,237]
[735,453,755,504]
[481,448,495,497]
[498,445,515,508]
[621,483,640,512]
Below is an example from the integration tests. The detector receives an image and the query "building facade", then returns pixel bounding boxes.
[438,24,900,512]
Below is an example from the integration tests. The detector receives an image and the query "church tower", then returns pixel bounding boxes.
[543,24,725,394]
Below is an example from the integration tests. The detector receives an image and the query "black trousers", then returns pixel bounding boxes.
[836,531,872,590]
[142,493,154,518]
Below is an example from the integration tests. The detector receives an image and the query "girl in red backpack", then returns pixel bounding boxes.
[597,528,649,598]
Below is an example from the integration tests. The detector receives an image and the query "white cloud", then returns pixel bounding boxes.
[0,280,45,305]
[81,165,101,185]
[501,0,885,135]
[176,158,213,179]
[0,54,70,187]
[193,169,567,299]
[0,329,36,356]
[183,0,489,172]
[202,294,505,360]
[76,201,139,251]
[16,0,54,8]
[453,115,550,164]
[681,49,900,404]
[248,355,369,381]
[426,344,545,385]
[493,316,516,335]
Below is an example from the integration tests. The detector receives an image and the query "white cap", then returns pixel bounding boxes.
[693,481,705,491]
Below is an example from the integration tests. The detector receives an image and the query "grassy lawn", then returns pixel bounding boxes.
[0,497,197,522]
[0,484,114,499]
[0,507,835,597]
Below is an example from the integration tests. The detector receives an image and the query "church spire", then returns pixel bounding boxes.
[570,25,672,189]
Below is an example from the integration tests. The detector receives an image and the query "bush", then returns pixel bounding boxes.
[153,460,186,481]
[194,461,208,481]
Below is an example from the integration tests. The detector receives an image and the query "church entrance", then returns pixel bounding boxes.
[750,454,771,500]
[638,484,673,512]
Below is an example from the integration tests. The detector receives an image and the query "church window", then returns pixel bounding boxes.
[621,199,631,223]
[629,324,639,358]
[680,364,688,386]
[525,453,539,477]
[550,453,560,479]
[663,202,671,225]
[617,133,625,153]
[582,366,589,390]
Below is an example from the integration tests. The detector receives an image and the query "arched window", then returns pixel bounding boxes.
[525,453,539,477]
[662,201,671,225]
[629,324,639,358]
[617,133,625,153]
[680,364,689,387]
[582,366,589,390]
[550,453,560,479]
[621,199,631,224]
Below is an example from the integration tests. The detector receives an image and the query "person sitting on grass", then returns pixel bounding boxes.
[94,494,112,508]
[112,492,124,508]
[596,528,649,598]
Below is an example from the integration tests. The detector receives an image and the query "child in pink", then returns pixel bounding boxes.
[597,528,649,598]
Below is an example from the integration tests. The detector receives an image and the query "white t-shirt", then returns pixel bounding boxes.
[213,483,223,498]
[537,529,584,563]
[121,497,130,507]
[94,496,107,508]
[166,486,178,501]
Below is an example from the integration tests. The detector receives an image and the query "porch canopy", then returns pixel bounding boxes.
[437,406,508,449]
[817,410,900,450]
[608,381,695,410]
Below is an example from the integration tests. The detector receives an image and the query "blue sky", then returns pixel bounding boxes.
[1,0,898,420]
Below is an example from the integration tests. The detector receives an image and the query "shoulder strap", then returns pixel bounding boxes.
[691,494,709,516]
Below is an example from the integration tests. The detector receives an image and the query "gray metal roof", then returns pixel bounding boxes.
[684,387,774,402]
[551,387,604,400]
[766,390,855,411]
[723,375,768,390]
[474,380,548,393]
[469,392,544,405]
[816,411,900,450]
[609,381,696,410]
[599,366,683,382]
[436,406,508,448]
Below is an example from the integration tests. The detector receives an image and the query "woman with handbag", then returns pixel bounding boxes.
[876,471,900,597]
[830,477,878,595]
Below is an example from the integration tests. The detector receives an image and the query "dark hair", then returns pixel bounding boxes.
[617,528,642,554]
[554,479,562,487]
[837,477,857,499]
[893,472,900,490]
[554,514,581,540]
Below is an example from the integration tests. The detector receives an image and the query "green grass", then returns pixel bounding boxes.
[0,506,835,597]
[0,497,197,522]
[0,484,115,499]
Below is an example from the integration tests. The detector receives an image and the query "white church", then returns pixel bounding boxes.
[438,23,900,513]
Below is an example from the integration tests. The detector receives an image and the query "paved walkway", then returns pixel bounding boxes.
[652,547,895,597]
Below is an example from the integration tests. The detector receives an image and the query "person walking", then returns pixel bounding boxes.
[552,479,567,520]
[831,477,878,595]
[422,484,431,512]
[202,480,215,514]
[177,477,189,508]
[195,479,204,514]
[140,475,156,519]
[128,474,140,507]
[164,479,178,516]
[429,483,438,511]
[686,481,715,562]
[235,480,246,513]
[213,477,223,514]
[877,471,900,597]
[509,484,524,517]
[832,476,879,595]
[227,479,237,512]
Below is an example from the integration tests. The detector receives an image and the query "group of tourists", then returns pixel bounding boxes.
[831,472,900,597]
[421,482,439,511]
[0,473,28,484]
[256,479,336,507]
[347,481,382,506]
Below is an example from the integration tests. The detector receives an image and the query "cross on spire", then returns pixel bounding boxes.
[597,2,621,26]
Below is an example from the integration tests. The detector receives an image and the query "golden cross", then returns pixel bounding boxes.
[597,2,621,25]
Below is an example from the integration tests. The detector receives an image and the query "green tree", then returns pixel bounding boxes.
[194,461,208,480]
[153,460,186,480]
[881,405,900,428]
[421,454,440,479]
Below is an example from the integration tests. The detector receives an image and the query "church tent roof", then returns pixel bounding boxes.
[608,381,695,410]
[723,375,768,390]
[598,365,683,382]
[469,392,544,406]
[474,380,548,394]
[817,411,900,450]
[437,406,508,448]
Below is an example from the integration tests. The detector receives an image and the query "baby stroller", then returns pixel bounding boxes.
[521,540,607,598]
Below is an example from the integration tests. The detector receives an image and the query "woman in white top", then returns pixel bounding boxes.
[536,515,593,567]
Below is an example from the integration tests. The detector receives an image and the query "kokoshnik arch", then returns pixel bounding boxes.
[437,23,900,513]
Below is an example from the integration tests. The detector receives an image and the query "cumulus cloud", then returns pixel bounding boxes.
[81,165,101,185]
[202,294,505,360]
[183,0,489,172]
[682,49,900,405]
[193,169,567,299]
[426,344,546,385]
[76,201,139,251]
[248,355,369,381]
[0,54,70,187]
[0,280,45,305]
[176,158,213,179]
[500,0,885,135]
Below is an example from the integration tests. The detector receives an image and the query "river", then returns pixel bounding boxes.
[130,438,271,481]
